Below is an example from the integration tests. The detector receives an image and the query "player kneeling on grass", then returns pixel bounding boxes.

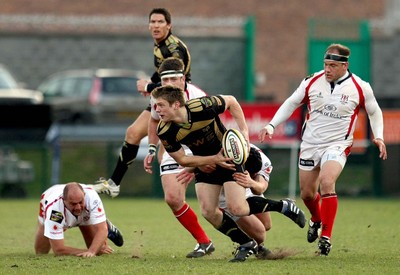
[34,182,124,257]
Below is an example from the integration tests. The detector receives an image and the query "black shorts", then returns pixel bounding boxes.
[194,165,235,185]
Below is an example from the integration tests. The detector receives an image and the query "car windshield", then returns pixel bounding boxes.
[101,77,138,96]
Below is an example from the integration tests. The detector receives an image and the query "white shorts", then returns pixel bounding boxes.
[159,147,193,176]
[299,142,349,171]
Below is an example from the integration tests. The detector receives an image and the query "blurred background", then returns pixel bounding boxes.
[0,0,399,198]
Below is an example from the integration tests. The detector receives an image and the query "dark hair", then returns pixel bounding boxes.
[245,147,262,174]
[326,43,350,57]
[158,57,184,74]
[149,8,172,24]
[151,85,185,106]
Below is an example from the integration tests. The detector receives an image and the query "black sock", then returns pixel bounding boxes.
[216,212,253,245]
[247,196,283,214]
[110,141,139,185]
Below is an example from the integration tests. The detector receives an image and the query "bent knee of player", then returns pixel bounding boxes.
[125,126,146,144]
[226,203,249,217]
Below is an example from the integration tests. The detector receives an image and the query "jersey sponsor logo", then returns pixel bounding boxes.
[200,97,213,108]
[315,106,347,119]
[50,210,63,224]
[340,94,349,104]
[191,138,206,147]
[324,104,337,112]
[299,158,315,167]
[161,163,180,172]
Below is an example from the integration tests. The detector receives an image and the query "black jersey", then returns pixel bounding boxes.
[151,33,191,84]
[157,95,227,156]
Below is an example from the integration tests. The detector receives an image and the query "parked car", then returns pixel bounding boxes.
[37,68,150,124]
[0,64,43,105]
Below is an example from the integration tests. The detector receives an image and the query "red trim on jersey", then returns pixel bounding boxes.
[346,76,365,140]
[344,145,352,156]
[44,196,63,219]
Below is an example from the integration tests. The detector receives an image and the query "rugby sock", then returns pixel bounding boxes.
[320,193,338,239]
[246,196,283,214]
[217,211,253,245]
[110,141,139,185]
[303,192,321,223]
[174,203,210,244]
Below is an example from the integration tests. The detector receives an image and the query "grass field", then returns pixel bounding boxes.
[0,197,398,275]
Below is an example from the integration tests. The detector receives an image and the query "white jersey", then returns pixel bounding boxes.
[150,83,207,120]
[270,70,384,146]
[38,184,106,240]
[219,144,273,215]
[152,83,207,174]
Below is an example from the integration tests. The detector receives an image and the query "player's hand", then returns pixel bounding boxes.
[176,168,195,185]
[199,164,217,174]
[99,245,114,255]
[259,124,275,142]
[137,79,151,97]
[233,171,253,188]
[144,144,157,174]
[373,138,387,160]
[216,149,236,171]
[77,250,97,258]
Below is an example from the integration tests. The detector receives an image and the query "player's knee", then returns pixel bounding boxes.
[125,126,144,144]
[164,194,182,210]
[226,204,248,217]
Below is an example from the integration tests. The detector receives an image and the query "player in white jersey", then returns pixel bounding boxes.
[259,43,387,256]
[34,182,123,257]
[143,57,215,258]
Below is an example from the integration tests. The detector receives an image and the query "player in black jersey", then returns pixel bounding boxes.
[152,86,307,262]
[94,8,191,197]
[137,8,191,95]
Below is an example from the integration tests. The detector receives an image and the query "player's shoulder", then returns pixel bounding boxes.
[157,121,173,136]
[166,34,183,48]
[187,83,207,98]
[186,96,222,112]
[304,70,324,81]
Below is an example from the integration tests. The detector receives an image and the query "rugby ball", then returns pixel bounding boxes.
[222,129,248,165]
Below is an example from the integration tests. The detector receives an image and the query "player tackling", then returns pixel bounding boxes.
[259,43,387,256]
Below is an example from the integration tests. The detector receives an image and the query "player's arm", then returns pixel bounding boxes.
[259,82,305,141]
[80,221,109,257]
[49,238,88,256]
[168,147,234,169]
[144,116,161,173]
[363,83,387,160]
[221,95,249,143]
[233,172,268,195]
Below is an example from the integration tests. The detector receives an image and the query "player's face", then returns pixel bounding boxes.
[161,76,185,90]
[324,60,348,82]
[149,13,171,43]
[154,98,177,122]
[64,193,85,216]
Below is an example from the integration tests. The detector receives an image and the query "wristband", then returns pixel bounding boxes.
[148,144,157,154]
[268,123,275,129]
